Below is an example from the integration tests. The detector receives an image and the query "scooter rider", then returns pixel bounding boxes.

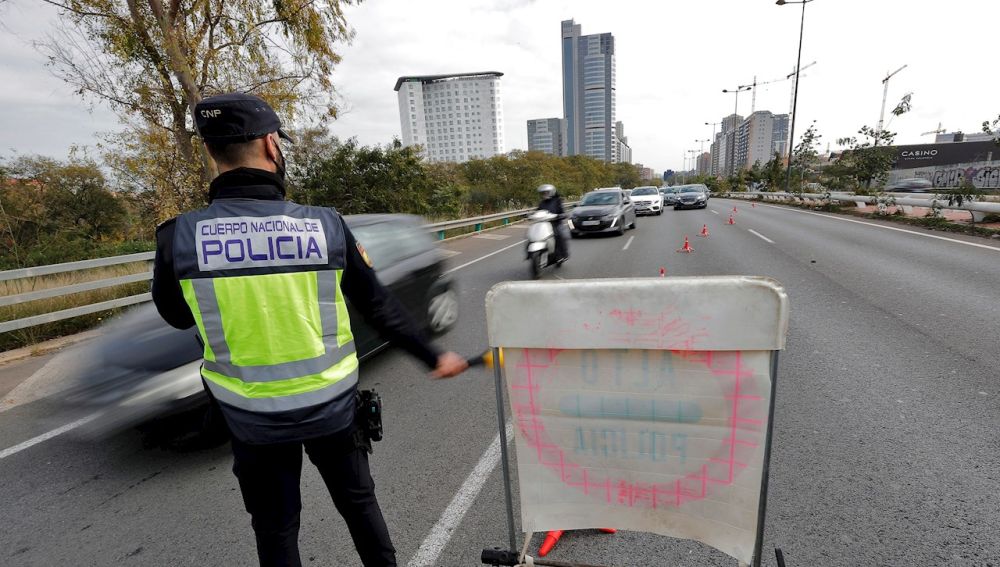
[536,184,568,262]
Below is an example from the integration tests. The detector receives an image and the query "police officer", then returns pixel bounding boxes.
[151,93,468,567]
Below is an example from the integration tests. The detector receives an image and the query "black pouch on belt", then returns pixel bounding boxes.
[355,389,383,453]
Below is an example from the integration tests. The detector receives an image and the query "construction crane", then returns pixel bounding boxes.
[747,61,817,113]
[921,122,946,137]
[785,61,817,117]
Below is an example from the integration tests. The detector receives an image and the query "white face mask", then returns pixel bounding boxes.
[269,134,286,181]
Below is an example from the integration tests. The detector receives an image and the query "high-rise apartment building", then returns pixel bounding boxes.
[527,118,565,156]
[716,113,743,176]
[772,114,789,159]
[614,121,632,164]
[395,72,505,163]
[697,152,711,175]
[562,19,618,162]
[733,111,791,170]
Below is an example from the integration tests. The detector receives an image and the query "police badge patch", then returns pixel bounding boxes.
[356,241,374,268]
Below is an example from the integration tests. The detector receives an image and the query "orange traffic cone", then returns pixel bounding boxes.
[728,214,735,225]
[538,529,616,557]
[733,206,738,214]
[677,235,694,253]
[698,224,709,237]
[659,266,666,277]
[539,530,564,556]
[752,202,757,208]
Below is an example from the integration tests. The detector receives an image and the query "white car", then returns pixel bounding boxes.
[629,186,664,216]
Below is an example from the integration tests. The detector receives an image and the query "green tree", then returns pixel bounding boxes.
[289,137,448,216]
[983,114,1000,145]
[761,153,784,191]
[790,123,821,192]
[41,0,360,209]
[835,126,897,192]
[1,155,128,267]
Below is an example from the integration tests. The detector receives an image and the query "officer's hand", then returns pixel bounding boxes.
[432,352,468,379]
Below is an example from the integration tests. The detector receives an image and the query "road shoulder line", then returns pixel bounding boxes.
[406,421,513,567]
[751,202,1000,252]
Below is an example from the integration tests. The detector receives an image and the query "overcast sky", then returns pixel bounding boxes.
[2,0,998,174]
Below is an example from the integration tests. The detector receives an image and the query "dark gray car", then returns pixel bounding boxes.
[674,185,709,210]
[569,189,637,237]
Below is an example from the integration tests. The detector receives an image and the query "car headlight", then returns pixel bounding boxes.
[697,194,706,201]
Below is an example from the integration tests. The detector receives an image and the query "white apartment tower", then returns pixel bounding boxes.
[395,72,505,163]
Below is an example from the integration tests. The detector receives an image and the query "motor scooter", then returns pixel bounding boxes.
[525,210,566,279]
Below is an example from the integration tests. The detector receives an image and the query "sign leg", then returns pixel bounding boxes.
[752,351,781,567]
[493,347,517,553]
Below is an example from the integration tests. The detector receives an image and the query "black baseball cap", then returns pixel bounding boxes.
[194,93,295,144]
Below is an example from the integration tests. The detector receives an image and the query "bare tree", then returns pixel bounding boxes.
[39,0,359,215]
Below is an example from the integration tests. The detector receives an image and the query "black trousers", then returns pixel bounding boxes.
[551,221,569,261]
[231,427,396,567]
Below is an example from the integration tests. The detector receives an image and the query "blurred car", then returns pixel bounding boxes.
[629,186,663,216]
[64,214,458,436]
[886,177,933,192]
[674,185,708,210]
[660,186,680,205]
[569,189,636,237]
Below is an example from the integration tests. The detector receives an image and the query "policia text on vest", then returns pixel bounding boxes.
[198,215,326,270]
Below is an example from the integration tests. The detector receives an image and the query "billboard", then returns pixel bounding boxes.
[892,141,997,169]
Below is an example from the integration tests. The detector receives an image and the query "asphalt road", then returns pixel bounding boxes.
[1,199,999,567]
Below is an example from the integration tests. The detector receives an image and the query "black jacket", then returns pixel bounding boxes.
[151,167,441,370]
[538,194,565,217]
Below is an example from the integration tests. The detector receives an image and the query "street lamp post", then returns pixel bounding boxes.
[722,85,752,117]
[777,0,814,194]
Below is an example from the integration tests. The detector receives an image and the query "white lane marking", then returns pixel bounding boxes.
[753,202,1000,253]
[710,210,719,215]
[407,421,513,567]
[747,229,775,244]
[472,233,511,241]
[0,413,98,461]
[622,235,635,250]
[439,250,462,258]
[443,240,527,275]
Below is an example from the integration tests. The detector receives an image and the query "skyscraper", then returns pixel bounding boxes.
[395,72,505,163]
[716,113,743,176]
[733,111,791,171]
[561,19,618,162]
[527,118,565,156]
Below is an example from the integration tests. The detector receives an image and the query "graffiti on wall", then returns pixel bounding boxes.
[893,162,1000,189]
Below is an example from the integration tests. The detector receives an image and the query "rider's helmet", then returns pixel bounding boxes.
[537,184,556,199]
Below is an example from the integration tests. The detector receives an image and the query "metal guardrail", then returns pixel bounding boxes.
[729,191,1000,221]
[0,206,565,334]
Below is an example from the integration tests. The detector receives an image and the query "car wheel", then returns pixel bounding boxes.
[427,289,459,334]
[570,232,579,238]
[616,218,626,236]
